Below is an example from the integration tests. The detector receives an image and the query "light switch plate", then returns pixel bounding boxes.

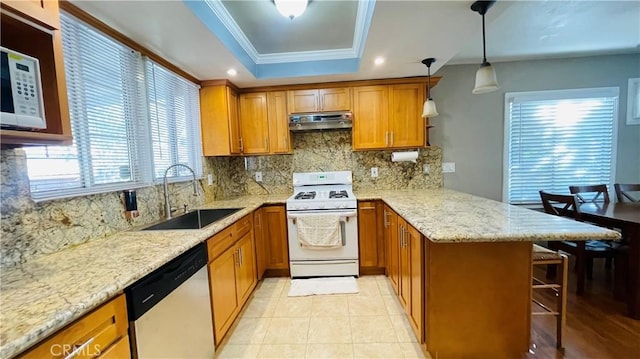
[207,174,213,186]
[423,164,430,174]
[442,162,456,173]
[255,171,263,182]
[371,167,379,178]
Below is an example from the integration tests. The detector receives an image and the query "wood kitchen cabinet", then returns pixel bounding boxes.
[20,294,129,358]
[358,200,385,274]
[253,207,266,280]
[262,205,289,276]
[0,0,72,145]
[287,87,351,114]
[207,215,257,345]
[267,91,292,154]
[384,205,400,295]
[352,83,426,150]
[200,84,241,155]
[239,92,270,154]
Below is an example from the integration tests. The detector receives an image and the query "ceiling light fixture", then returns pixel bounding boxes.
[421,58,438,118]
[227,69,237,76]
[374,57,385,65]
[471,0,499,94]
[274,0,308,20]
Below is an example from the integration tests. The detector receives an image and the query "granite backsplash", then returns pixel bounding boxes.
[1,130,442,269]
[207,131,443,196]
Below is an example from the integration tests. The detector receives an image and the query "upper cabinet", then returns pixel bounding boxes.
[200,85,292,156]
[0,0,72,145]
[200,84,241,156]
[287,87,351,114]
[352,83,426,150]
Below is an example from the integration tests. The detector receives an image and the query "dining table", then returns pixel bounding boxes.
[578,202,640,319]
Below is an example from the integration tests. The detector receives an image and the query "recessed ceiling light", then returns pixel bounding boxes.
[227,69,237,76]
[374,57,385,66]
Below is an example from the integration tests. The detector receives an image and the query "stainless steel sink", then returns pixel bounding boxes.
[141,208,243,231]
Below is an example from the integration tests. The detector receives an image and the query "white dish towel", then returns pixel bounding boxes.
[295,214,342,249]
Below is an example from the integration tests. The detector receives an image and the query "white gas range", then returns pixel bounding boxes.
[286,171,359,278]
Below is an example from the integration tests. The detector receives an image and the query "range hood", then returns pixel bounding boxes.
[288,112,352,131]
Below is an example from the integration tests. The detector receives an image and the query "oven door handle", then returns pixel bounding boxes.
[288,211,357,224]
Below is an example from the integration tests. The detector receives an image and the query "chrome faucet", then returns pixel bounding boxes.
[163,164,199,219]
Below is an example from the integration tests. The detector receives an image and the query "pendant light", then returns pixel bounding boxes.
[471,1,499,94]
[274,0,308,20]
[421,58,438,118]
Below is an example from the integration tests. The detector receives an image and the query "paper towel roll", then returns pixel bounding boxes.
[391,151,419,163]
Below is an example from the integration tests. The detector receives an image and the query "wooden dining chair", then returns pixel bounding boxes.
[569,184,610,204]
[532,244,568,349]
[614,183,640,202]
[539,191,618,295]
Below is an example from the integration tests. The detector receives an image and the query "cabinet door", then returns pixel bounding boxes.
[398,218,411,310]
[228,88,242,154]
[208,249,238,344]
[384,206,400,295]
[358,201,382,270]
[239,93,270,154]
[200,85,238,156]
[288,89,319,113]
[263,205,289,270]
[267,91,292,154]
[236,232,257,307]
[320,88,351,111]
[407,223,424,342]
[389,84,425,148]
[352,86,389,150]
[254,208,266,280]
[2,0,60,29]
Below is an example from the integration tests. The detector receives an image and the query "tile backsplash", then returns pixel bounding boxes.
[1,130,442,268]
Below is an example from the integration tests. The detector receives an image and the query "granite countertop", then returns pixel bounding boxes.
[356,188,621,242]
[0,189,620,358]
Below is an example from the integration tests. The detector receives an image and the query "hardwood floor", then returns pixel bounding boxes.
[528,257,640,358]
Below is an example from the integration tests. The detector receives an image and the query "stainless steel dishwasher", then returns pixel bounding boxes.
[126,243,214,358]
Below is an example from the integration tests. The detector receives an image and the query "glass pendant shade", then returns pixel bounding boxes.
[274,0,308,19]
[422,99,439,118]
[472,62,499,94]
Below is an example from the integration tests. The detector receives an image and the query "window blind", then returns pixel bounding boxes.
[504,88,618,205]
[25,12,150,200]
[146,60,202,181]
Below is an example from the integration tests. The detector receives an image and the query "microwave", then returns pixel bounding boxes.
[0,47,46,130]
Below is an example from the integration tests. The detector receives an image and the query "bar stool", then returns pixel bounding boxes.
[532,244,568,349]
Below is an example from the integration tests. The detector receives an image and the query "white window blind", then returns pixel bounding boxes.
[25,12,203,201]
[25,12,149,200]
[146,61,202,180]
[504,87,618,205]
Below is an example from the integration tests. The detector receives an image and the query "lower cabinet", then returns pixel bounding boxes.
[20,294,129,359]
[207,215,257,345]
[358,200,385,274]
[386,209,424,343]
[262,205,289,274]
[253,207,266,280]
[383,205,400,295]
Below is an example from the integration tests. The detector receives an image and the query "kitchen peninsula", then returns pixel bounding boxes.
[0,189,619,359]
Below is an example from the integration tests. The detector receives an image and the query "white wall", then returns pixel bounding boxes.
[430,54,640,201]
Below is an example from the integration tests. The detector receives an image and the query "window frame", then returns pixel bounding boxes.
[502,87,619,205]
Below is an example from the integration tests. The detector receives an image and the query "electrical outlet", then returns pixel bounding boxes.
[423,164,430,174]
[371,167,379,178]
[442,162,456,173]
[207,174,213,186]
[255,171,263,182]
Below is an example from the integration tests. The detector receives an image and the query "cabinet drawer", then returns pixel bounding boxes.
[21,294,128,359]
[207,224,236,261]
[97,335,131,359]
[234,214,253,239]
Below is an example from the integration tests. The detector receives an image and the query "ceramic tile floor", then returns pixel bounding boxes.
[215,275,428,359]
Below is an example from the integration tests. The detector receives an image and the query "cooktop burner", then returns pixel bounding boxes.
[294,191,316,200]
[329,190,349,199]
